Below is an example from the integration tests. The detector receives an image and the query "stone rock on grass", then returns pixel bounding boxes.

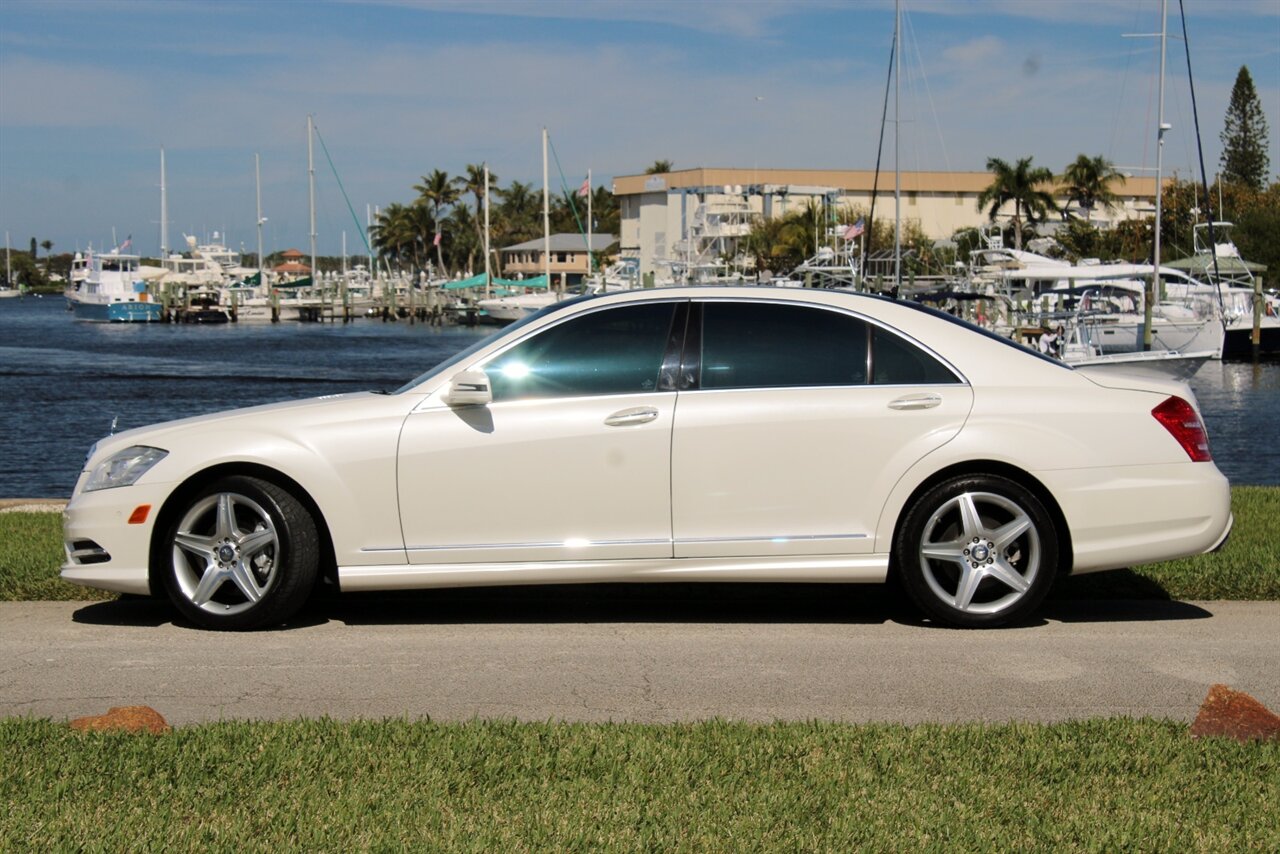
[1190,684,1280,742]
[69,705,171,734]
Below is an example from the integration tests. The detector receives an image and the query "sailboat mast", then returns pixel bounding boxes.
[893,0,901,293]
[587,168,593,276]
[483,163,491,298]
[308,114,317,284]
[255,153,264,283]
[542,127,551,293]
[1146,0,1168,351]
[159,147,168,259]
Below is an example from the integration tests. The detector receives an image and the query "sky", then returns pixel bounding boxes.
[1,0,1277,258]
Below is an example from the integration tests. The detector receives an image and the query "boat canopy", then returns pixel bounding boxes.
[441,274,550,291]
[1163,255,1266,276]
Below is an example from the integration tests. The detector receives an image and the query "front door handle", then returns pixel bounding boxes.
[888,393,942,411]
[604,406,659,427]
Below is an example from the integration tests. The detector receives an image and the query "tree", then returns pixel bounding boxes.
[369,202,433,271]
[413,169,459,275]
[453,164,496,258]
[1220,66,1271,191]
[588,185,620,238]
[645,160,674,175]
[444,205,481,275]
[1062,154,1125,222]
[975,156,1057,250]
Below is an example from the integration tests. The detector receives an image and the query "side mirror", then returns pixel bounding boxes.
[443,369,492,407]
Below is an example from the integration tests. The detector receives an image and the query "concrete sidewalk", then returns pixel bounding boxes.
[1,596,1276,726]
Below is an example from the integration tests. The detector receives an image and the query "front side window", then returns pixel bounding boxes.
[487,302,677,401]
[699,302,869,390]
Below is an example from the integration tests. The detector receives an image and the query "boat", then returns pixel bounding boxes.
[476,282,556,324]
[65,250,163,322]
[1163,222,1277,357]
[178,289,230,323]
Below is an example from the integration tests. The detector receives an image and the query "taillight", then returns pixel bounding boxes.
[1152,396,1212,462]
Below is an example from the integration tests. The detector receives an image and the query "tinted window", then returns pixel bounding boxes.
[700,302,868,389]
[871,326,959,385]
[487,302,677,401]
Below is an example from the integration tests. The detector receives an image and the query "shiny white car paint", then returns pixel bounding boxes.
[61,286,1233,600]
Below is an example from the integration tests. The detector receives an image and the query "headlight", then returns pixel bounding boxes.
[84,446,168,492]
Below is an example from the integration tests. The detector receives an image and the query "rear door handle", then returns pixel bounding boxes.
[604,406,659,427]
[888,393,942,411]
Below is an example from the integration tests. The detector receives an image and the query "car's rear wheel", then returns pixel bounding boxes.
[161,476,319,630]
[895,474,1059,628]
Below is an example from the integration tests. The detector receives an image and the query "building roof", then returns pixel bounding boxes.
[273,261,311,273]
[612,167,1159,198]
[280,248,305,258]
[501,233,616,252]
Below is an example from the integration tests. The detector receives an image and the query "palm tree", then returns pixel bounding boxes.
[975,156,1057,250]
[369,203,420,270]
[496,180,541,245]
[413,169,459,275]
[444,206,481,276]
[1062,154,1125,223]
[589,185,620,238]
[645,160,674,175]
[40,240,53,274]
[453,164,496,259]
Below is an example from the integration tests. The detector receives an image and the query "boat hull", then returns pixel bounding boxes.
[1222,321,1280,359]
[68,298,162,322]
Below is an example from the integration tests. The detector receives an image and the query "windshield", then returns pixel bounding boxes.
[392,294,598,393]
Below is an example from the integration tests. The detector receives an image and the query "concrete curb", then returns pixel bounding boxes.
[0,498,67,513]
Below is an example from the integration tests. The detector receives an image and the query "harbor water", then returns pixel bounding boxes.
[2,296,1277,497]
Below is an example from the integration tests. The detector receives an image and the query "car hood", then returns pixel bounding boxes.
[85,391,400,462]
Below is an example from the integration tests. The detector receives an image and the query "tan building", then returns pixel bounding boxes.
[612,167,1160,276]
[500,233,616,286]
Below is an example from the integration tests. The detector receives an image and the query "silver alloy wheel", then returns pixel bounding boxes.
[917,490,1041,615]
[171,491,280,616]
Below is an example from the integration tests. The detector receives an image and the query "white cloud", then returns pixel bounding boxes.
[942,35,1005,65]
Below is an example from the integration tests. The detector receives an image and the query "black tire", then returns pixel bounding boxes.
[160,475,320,630]
[895,474,1059,628]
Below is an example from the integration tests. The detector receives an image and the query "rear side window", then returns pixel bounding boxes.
[871,326,959,385]
[700,302,868,389]
[486,302,677,401]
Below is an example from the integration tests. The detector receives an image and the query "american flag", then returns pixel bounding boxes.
[117,235,132,252]
[843,218,865,240]
[577,177,590,198]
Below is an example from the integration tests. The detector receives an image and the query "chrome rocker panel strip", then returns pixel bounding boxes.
[339,553,890,592]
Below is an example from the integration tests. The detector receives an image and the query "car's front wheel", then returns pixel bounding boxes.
[160,475,319,630]
[895,474,1059,628]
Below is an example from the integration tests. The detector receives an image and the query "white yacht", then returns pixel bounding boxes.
[65,251,162,322]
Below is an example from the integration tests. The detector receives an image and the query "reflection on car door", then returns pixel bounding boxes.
[670,300,973,558]
[398,301,683,565]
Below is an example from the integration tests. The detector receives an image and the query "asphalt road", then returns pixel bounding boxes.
[2,586,1277,726]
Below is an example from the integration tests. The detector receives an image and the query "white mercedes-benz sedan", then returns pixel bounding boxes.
[62,287,1232,630]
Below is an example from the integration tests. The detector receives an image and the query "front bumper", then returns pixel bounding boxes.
[59,482,173,596]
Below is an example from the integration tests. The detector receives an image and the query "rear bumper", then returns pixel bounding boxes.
[1037,462,1233,575]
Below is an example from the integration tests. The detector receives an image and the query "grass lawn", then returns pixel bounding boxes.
[2,717,1277,850]
[3,486,1275,603]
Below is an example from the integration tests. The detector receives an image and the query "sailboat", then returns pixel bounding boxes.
[475,128,558,324]
[1,233,19,298]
